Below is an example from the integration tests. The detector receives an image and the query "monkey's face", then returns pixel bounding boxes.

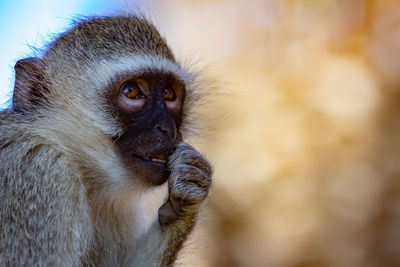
[111,71,185,186]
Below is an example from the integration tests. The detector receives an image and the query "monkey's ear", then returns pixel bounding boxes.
[12,57,47,113]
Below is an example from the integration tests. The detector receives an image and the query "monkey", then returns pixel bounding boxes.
[0,15,213,266]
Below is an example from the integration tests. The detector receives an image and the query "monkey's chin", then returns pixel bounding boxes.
[127,155,170,186]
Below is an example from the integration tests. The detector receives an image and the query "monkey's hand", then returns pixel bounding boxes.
[158,143,213,226]
[125,144,212,266]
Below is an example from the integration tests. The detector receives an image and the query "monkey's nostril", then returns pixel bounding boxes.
[155,124,175,139]
[156,124,169,134]
[156,124,178,140]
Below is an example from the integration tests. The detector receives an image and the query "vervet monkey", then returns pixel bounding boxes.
[0,15,213,266]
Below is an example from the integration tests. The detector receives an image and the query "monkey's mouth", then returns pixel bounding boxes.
[150,155,168,163]
[131,154,169,164]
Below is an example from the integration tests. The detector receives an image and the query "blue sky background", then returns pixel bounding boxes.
[0,0,142,109]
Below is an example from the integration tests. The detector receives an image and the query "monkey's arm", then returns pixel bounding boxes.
[124,143,212,267]
[0,141,91,266]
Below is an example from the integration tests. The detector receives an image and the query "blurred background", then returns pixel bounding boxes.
[2,0,400,266]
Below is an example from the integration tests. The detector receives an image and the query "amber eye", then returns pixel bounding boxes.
[122,83,143,99]
[162,86,176,101]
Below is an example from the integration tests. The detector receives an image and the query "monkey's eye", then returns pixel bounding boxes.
[162,87,176,101]
[122,83,144,99]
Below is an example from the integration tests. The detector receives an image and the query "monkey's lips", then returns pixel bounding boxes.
[126,153,171,186]
[134,154,168,164]
[150,154,168,163]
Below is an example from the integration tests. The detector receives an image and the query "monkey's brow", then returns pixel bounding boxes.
[89,55,192,91]
[107,69,174,87]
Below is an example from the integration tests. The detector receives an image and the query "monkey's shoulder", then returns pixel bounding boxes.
[1,113,40,151]
[0,112,72,180]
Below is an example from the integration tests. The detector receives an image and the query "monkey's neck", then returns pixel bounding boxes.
[86,182,168,265]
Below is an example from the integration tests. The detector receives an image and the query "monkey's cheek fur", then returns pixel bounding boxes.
[126,154,171,185]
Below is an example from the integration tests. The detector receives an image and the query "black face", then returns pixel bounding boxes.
[111,71,185,186]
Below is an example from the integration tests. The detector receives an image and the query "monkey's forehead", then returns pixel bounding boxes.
[87,54,195,90]
[44,16,175,63]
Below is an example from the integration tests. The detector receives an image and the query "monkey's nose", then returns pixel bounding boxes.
[155,123,171,136]
[155,123,176,140]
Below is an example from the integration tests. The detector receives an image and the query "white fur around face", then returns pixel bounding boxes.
[37,54,196,189]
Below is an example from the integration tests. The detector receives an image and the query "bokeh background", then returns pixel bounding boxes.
[2,1,400,266]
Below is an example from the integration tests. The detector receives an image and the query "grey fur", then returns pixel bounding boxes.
[0,15,212,266]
